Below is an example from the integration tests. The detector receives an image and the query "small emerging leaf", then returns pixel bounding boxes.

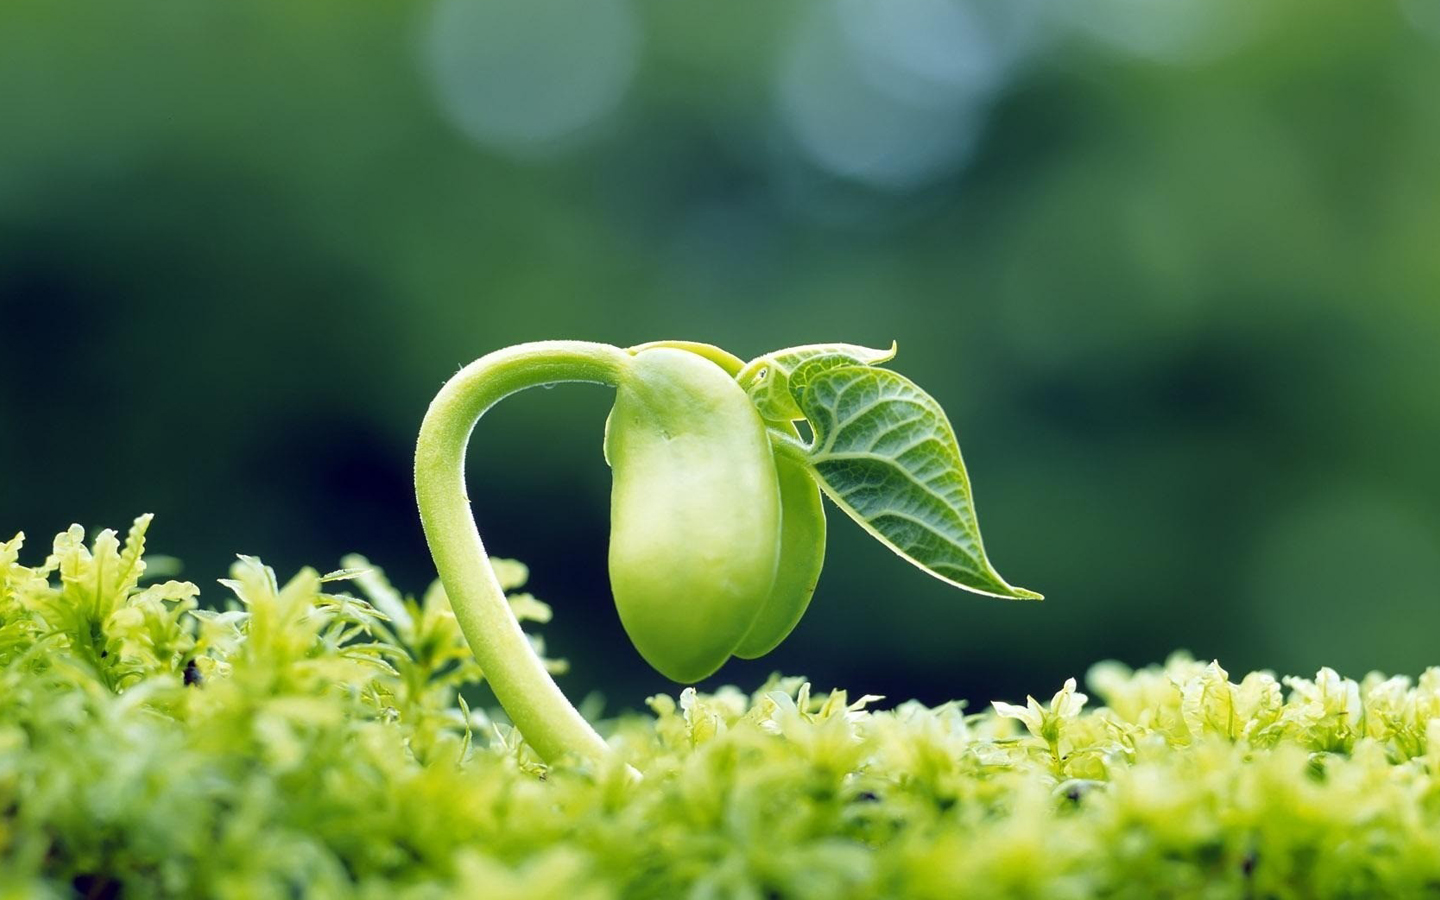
[793,363,1040,600]
[340,553,414,636]
[319,567,370,583]
[739,342,896,422]
[490,557,530,593]
[457,693,474,765]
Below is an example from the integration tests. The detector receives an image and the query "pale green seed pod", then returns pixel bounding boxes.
[733,434,826,659]
[605,348,782,683]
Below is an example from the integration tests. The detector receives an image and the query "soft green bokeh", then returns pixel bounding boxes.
[2,0,1437,709]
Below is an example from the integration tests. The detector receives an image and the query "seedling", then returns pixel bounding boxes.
[5,392,1432,895]
[415,340,1040,763]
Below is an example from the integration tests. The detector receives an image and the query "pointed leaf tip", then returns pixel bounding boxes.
[792,363,1040,601]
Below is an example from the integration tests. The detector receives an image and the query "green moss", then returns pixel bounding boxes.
[4,518,1440,898]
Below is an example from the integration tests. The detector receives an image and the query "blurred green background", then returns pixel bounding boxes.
[3,0,1438,711]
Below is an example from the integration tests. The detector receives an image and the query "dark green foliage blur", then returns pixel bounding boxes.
[2,0,1438,711]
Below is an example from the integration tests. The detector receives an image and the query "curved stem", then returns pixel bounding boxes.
[415,340,630,764]
[626,340,744,376]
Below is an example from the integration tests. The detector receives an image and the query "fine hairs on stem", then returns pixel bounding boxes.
[415,341,628,765]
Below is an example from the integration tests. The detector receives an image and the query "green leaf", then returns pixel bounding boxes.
[792,363,1041,600]
[739,342,896,422]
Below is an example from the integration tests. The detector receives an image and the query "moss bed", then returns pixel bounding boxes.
[4,517,1439,899]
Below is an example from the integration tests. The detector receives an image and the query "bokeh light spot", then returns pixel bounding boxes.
[423,0,640,157]
[776,0,1035,190]
[1401,0,1440,41]
[1058,0,1259,65]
